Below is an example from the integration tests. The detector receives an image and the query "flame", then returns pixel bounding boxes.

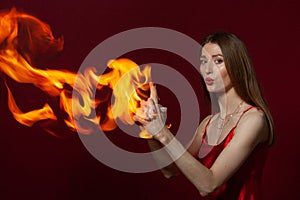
[107,59,151,125]
[0,8,152,137]
[6,83,57,126]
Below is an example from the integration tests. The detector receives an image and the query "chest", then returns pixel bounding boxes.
[205,114,241,145]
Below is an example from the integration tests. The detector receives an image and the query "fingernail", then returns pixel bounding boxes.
[149,82,155,86]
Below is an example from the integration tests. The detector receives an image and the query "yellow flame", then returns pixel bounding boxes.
[0,8,152,137]
[108,59,151,125]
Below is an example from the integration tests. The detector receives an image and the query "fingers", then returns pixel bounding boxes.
[149,82,158,104]
[133,114,151,125]
[148,98,160,120]
[133,82,166,126]
[149,82,161,116]
[142,99,157,119]
[133,100,155,125]
[160,106,167,113]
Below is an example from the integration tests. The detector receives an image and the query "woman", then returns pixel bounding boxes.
[133,32,275,199]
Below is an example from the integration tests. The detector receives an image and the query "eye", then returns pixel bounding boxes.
[214,58,223,64]
[200,59,207,65]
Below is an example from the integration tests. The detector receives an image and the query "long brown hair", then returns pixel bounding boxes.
[200,32,275,145]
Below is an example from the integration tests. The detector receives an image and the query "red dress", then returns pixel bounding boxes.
[198,107,268,200]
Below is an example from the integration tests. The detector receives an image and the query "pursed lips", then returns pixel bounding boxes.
[205,77,214,85]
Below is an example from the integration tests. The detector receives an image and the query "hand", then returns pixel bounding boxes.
[133,82,167,136]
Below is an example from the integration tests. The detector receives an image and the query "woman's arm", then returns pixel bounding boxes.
[154,110,268,196]
[147,139,179,178]
[134,83,268,196]
[146,115,211,178]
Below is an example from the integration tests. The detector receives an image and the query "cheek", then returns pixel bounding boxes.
[219,67,231,86]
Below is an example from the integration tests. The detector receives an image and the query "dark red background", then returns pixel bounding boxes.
[1,0,299,199]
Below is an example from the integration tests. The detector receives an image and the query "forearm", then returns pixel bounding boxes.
[155,127,217,195]
[147,139,179,178]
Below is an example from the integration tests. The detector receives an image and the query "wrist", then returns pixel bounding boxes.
[154,126,173,145]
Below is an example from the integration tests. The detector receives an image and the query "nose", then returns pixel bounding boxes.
[204,60,213,74]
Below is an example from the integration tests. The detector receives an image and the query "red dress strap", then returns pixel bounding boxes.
[232,106,257,129]
[202,115,213,140]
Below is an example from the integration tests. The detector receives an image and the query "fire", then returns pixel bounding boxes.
[6,83,57,126]
[106,59,151,125]
[0,8,152,137]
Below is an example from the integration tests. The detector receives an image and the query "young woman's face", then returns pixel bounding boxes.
[200,43,232,93]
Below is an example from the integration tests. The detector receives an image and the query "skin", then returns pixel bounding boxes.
[200,43,232,94]
[134,43,269,196]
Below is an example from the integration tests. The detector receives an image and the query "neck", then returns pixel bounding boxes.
[215,87,243,118]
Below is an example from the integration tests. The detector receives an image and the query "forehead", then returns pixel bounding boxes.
[201,43,222,57]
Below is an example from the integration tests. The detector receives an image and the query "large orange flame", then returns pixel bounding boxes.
[0,8,151,137]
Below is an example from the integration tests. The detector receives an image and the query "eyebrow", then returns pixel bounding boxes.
[200,54,223,58]
[212,54,223,58]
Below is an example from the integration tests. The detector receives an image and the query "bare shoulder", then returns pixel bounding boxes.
[235,107,269,145]
[239,107,267,127]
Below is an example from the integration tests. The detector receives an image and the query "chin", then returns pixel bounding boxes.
[207,87,226,94]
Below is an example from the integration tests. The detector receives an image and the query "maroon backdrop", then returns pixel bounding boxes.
[1,0,299,199]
